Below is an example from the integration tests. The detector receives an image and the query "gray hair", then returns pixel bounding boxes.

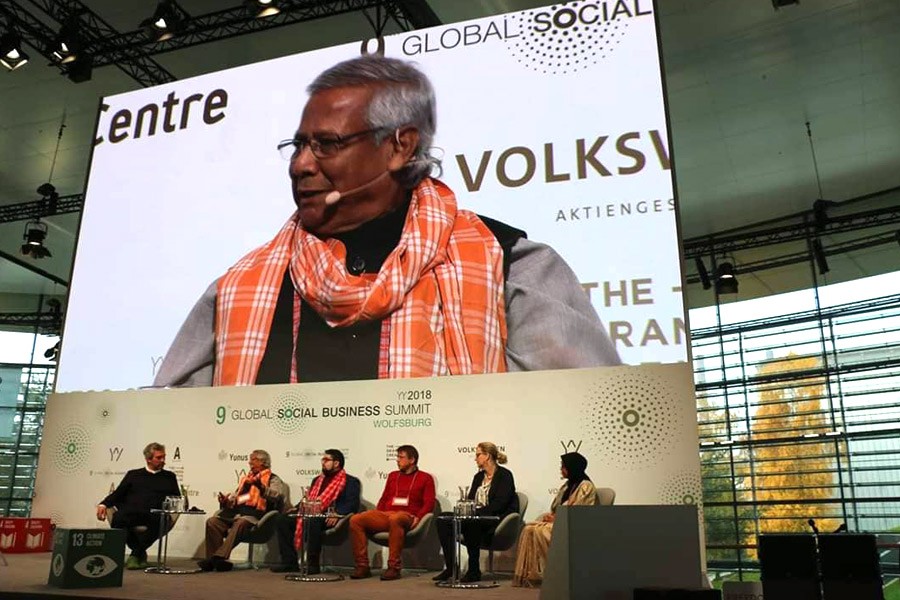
[251,449,272,468]
[143,442,165,460]
[307,55,441,188]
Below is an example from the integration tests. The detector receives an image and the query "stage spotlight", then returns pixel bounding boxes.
[141,0,185,42]
[0,32,29,71]
[245,0,281,18]
[812,239,829,275]
[44,341,60,361]
[695,257,711,290]
[715,262,738,295]
[64,52,93,83]
[21,219,52,259]
[52,21,82,64]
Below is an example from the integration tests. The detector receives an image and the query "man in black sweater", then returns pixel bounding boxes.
[96,442,180,569]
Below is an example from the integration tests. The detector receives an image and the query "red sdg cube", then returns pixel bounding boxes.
[0,517,52,552]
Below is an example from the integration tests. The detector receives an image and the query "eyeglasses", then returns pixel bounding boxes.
[277,127,385,160]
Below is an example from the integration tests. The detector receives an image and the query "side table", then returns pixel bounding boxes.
[436,514,500,589]
[145,508,206,574]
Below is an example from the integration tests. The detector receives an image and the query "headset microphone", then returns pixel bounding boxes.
[324,170,392,206]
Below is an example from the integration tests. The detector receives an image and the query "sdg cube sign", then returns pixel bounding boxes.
[47,528,125,589]
[0,518,52,553]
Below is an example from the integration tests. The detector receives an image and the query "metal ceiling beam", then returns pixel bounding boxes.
[0,194,84,224]
[392,0,441,28]
[0,0,59,64]
[684,230,899,285]
[20,0,176,87]
[91,0,406,68]
[4,1,441,87]
[683,185,900,260]
[0,311,61,332]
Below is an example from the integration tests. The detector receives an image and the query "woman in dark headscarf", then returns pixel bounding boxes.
[512,452,598,587]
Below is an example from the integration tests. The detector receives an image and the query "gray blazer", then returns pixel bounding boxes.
[153,238,621,387]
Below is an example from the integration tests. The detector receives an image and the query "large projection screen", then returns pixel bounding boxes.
[56,0,684,392]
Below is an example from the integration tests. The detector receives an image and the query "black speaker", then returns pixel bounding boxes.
[759,534,821,600]
[818,534,883,600]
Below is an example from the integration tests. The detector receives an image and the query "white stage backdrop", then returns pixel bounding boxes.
[33,364,702,562]
[56,0,683,392]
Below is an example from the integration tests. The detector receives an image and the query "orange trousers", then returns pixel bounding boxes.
[349,510,413,570]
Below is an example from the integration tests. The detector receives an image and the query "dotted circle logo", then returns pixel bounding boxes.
[660,471,702,506]
[96,404,114,427]
[581,372,682,466]
[269,392,309,436]
[52,424,92,473]
[506,1,634,75]
[660,470,704,530]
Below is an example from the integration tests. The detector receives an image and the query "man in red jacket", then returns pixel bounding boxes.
[349,444,435,580]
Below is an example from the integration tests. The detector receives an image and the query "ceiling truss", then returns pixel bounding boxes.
[0,0,441,87]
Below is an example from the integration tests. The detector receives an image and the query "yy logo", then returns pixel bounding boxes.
[109,447,124,462]
[560,440,583,453]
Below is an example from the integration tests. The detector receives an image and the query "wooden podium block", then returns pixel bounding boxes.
[541,505,704,600]
[47,528,126,589]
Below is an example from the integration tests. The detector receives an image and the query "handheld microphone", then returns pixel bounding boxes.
[808,518,819,534]
[324,171,392,206]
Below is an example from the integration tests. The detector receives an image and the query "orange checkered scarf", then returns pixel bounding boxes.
[213,178,507,385]
[235,469,271,512]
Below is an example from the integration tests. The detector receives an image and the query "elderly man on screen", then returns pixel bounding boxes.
[199,449,285,572]
[153,54,620,388]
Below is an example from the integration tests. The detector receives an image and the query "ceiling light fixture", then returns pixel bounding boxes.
[0,32,29,71]
[21,219,52,259]
[715,262,738,295]
[52,20,82,64]
[141,0,185,42]
[44,341,60,361]
[64,52,94,83]
[245,0,281,18]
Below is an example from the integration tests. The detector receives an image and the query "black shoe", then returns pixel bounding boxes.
[432,568,453,581]
[270,563,300,573]
[197,558,215,572]
[461,570,481,583]
[214,559,233,572]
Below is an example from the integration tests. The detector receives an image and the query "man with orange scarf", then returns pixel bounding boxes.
[200,449,285,572]
[153,55,620,388]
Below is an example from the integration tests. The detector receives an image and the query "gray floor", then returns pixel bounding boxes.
[0,553,540,600]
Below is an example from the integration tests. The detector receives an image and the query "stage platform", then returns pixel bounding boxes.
[0,554,539,600]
